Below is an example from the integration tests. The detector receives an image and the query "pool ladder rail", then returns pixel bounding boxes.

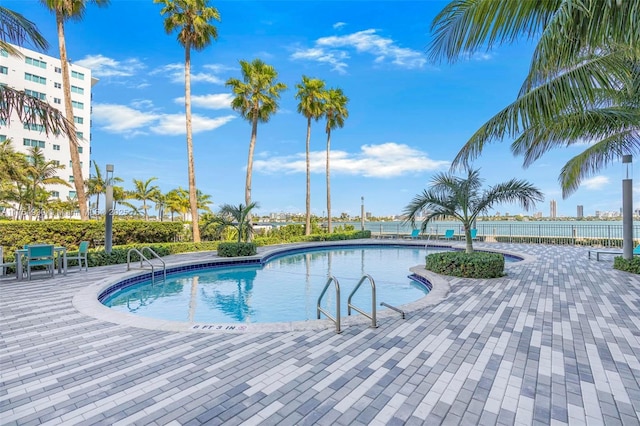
[126,247,166,284]
[317,274,405,334]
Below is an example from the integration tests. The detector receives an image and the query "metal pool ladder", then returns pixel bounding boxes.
[317,275,341,334]
[127,247,166,284]
[347,274,378,328]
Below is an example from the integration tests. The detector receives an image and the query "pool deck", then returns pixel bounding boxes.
[1,241,640,425]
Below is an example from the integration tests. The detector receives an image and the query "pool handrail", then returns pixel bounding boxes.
[317,275,341,334]
[127,248,156,285]
[141,247,166,281]
[347,274,378,328]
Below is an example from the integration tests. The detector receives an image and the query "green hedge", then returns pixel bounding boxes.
[254,229,371,246]
[217,242,258,257]
[425,251,505,278]
[613,256,640,274]
[83,242,220,267]
[0,220,184,261]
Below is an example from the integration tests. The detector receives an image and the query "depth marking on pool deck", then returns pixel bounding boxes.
[191,324,249,332]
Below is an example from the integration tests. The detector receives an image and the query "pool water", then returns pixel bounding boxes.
[102,246,437,324]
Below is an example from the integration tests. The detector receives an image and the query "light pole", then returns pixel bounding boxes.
[361,196,365,231]
[622,155,633,260]
[105,164,114,254]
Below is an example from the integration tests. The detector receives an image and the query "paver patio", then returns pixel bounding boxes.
[1,242,639,425]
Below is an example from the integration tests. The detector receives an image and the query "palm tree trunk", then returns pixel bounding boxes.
[245,114,258,242]
[326,128,332,233]
[464,227,473,253]
[305,117,312,236]
[56,11,88,220]
[184,45,200,242]
[143,200,148,221]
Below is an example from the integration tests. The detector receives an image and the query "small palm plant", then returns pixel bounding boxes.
[207,202,260,243]
[404,169,543,253]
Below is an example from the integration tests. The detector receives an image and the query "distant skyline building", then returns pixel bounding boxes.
[0,43,96,204]
[550,200,557,218]
[577,205,584,219]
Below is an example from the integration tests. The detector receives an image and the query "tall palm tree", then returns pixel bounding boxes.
[166,187,190,221]
[429,0,640,197]
[155,0,220,242]
[295,76,327,235]
[404,169,543,253]
[226,59,287,240]
[196,189,213,215]
[40,0,109,220]
[0,6,77,146]
[323,88,349,233]
[130,177,160,221]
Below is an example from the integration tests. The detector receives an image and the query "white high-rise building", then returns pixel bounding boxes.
[0,43,96,204]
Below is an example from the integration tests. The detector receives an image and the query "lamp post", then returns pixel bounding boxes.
[622,155,633,260]
[105,164,114,254]
[361,196,365,231]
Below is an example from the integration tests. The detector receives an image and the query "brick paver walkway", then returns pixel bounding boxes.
[1,242,639,425]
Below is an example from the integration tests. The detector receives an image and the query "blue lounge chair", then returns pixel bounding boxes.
[470,229,478,240]
[26,244,55,280]
[442,229,455,240]
[408,229,420,240]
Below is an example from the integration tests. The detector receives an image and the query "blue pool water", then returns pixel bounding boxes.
[102,245,443,324]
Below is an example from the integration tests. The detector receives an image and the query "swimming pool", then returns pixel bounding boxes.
[101,245,438,324]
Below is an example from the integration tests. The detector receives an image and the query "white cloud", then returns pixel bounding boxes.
[150,62,225,84]
[254,142,449,177]
[174,93,233,109]
[75,54,144,78]
[464,51,494,61]
[333,22,347,29]
[92,103,234,136]
[291,29,426,72]
[153,113,235,135]
[582,176,610,190]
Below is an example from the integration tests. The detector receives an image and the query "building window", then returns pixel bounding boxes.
[71,85,84,95]
[55,67,61,73]
[53,144,60,151]
[69,191,77,199]
[25,72,46,84]
[78,146,83,154]
[25,89,46,100]
[69,175,74,183]
[76,131,84,140]
[0,135,6,142]
[74,116,83,124]
[52,160,60,166]
[54,98,61,104]
[24,123,45,132]
[71,70,84,80]
[25,57,47,69]
[54,82,62,89]
[0,49,7,57]
[23,138,45,148]
[72,100,83,109]
[50,191,60,198]
[0,66,7,75]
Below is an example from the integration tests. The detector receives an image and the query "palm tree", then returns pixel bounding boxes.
[40,0,109,220]
[25,146,70,220]
[404,169,543,253]
[226,59,287,240]
[166,187,190,221]
[295,76,327,235]
[196,189,213,215]
[0,6,78,147]
[130,177,160,221]
[154,191,167,222]
[155,0,220,242]
[429,0,640,197]
[323,88,349,233]
[206,202,259,243]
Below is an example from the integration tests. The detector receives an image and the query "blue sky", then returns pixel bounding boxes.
[6,0,631,218]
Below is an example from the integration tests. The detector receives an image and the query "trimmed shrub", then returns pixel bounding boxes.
[614,256,640,274]
[217,242,257,257]
[425,250,505,278]
[83,241,220,267]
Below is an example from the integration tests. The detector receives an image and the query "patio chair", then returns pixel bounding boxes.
[404,229,420,240]
[0,247,17,277]
[26,244,55,280]
[470,229,478,240]
[67,241,89,271]
[588,243,640,261]
[441,229,455,240]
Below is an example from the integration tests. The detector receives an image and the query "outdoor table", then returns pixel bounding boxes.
[15,246,67,281]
